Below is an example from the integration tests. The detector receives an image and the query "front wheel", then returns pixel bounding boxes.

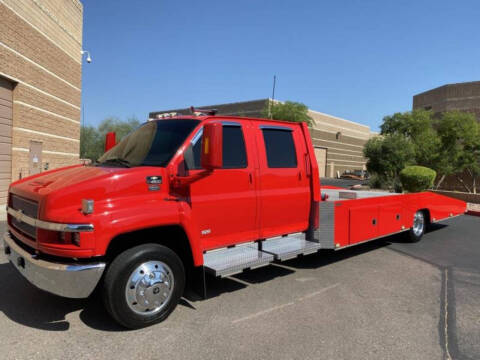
[102,244,185,329]
[406,211,425,242]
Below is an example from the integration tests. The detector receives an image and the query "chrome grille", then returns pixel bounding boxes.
[10,194,38,239]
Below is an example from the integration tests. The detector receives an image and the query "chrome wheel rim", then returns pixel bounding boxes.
[125,261,174,316]
[412,212,425,237]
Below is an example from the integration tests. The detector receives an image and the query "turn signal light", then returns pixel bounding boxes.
[58,232,81,247]
[72,233,81,247]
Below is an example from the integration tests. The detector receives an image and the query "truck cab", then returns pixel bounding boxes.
[2,113,466,329]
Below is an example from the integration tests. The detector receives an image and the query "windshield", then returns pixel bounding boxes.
[97,119,200,167]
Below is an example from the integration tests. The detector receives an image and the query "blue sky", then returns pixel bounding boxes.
[81,0,480,131]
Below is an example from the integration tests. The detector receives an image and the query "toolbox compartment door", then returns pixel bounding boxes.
[349,205,379,244]
[379,201,404,236]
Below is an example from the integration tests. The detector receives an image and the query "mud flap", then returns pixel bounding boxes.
[188,265,207,299]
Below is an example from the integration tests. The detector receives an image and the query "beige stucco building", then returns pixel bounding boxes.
[150,99,377,177]
[0,0,83,206]
[308,109,374,177]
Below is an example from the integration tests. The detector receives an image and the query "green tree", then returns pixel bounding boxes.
[436,111,480,193]
[363,134,415,191]
[261,101,313,125]
[380,110,441,171]
[80,125,103,161]
[98,116,140,141]
[80,116,141,162]
[366,109,480,193]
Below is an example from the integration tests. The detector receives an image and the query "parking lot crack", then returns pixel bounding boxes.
[386,247,466,360]
[443,269,452,360]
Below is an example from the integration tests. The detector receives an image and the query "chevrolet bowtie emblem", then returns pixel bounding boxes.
[15,209,24,223]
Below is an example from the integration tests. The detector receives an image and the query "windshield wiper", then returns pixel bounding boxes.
[99,158,132,168]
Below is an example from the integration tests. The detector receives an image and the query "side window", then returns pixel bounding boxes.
[222,125,247,169]
[184,129,203,170]
[184,124,247,170]
[262,128,297,168]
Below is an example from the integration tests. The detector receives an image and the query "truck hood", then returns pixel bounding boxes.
[9,165,169,222]
[11,165,118,198]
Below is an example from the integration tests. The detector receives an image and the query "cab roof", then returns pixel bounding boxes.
[151,114,306,127]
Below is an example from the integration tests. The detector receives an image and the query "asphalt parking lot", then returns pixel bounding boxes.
[0,215,479,360]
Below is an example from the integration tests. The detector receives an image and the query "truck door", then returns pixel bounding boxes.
[255,124,311,238]
[182,120,258,250]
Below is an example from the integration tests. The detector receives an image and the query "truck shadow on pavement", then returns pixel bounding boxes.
[196,236,394,301]
[0,262,129,331]
[199,224,448,299]
[0,223,450,332]
[0,262,87,331]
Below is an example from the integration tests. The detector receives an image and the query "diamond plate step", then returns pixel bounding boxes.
[261,233,322,261]
[203,243,274,278]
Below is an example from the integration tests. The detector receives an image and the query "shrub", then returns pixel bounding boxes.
[400,166,436,193]
[368,174,384,189]
[363,134,415,191]
[369,174,392,190]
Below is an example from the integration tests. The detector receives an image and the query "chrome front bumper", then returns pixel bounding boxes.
[3,232,105,299]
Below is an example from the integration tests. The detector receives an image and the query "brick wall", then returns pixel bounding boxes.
[436,170,479,194]
[0,0,82,184]
[413,81,480,122]
[431,190,480,205]
[1,0,83,62]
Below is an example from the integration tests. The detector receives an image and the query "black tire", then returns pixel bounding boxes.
[406,210,425,243]
[102,243,185,329]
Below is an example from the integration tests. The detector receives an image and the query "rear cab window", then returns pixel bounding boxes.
[261,126,298,168]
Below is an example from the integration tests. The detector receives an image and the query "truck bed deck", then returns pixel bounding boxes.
[203,188,466,278]
[321,188,400,201]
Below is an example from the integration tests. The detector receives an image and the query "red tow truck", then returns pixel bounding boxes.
[3,111,466,328]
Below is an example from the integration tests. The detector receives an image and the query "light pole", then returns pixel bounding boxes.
[269,75,276,119]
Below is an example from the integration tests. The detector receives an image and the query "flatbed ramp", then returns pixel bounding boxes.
[203,234,322,277]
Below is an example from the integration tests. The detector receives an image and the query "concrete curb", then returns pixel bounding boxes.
[467,210,480,217]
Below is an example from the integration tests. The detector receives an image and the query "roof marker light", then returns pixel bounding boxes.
[190,106,218,116]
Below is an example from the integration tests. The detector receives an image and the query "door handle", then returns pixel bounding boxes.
[304,154,311,177]
[249,173,253,184]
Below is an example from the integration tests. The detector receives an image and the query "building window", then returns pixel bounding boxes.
[336,131,342,140]
[262,128,297,168]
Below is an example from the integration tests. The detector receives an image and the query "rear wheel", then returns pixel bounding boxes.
[103,243,185,329]
[406,210,425,242]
